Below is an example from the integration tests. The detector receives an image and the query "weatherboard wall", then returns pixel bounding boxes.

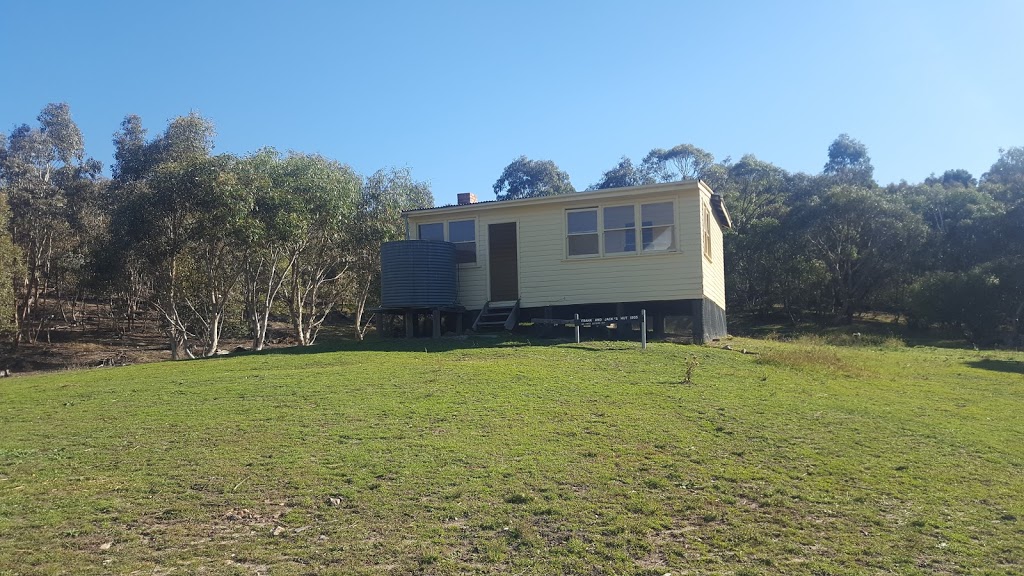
[407,182,717,311]
[700,189,727,309]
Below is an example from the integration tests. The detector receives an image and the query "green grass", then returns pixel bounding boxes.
[1,336,1022,575]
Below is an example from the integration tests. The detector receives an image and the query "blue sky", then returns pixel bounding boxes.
[2,1,1021,206]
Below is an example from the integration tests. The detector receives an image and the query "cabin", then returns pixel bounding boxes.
[383,180,731,342]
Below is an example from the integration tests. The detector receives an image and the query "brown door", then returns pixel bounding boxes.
[488,222,518,301]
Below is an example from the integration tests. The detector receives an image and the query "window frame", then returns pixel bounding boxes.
[448,219,477,265]
[417,222,445,242]
[602,204,638,255]
[640,201,676,253]
[566,207,600,258]
[564,199,678,260]
[416,218,479,266]
[702,202,713,262]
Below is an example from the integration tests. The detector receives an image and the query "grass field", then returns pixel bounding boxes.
[1,335,1022,575]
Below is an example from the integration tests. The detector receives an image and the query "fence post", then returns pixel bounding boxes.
[574,313,580,344]
[641,309,647,350]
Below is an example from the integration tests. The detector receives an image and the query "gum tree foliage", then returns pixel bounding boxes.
[591,144,722,190]
[0,103,102,344]
[640,144,716,183]
[589,156,649,190]
[233,149,365,349]
[109,113,250,359]
[493,156,575,201]
[713,155,792,315]
[234,148,293,351]
[274,153,362,346]
[0,188,19,341]
[906,149,1024,343]
[823,133,875,186]
[350,168,433,340]
[797,185,927,322]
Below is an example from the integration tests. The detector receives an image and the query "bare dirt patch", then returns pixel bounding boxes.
[0,303,304,376]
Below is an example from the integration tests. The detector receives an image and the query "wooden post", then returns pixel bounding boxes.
[432,308,441,338]
[574,313,580,344]
[456,311,463,335]
[405,311,414,338]
[376,313,385,338]
[641,309,647,350]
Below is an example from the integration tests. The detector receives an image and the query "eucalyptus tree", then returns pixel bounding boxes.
[234,148,301,351]
[823,134,875,186]
[0,189,19,341]
[981,146,1024,204]
[0,103,99,344]
[977,148,1024,341]
[109,113,250,358]
[165,154,249,357]
[639,144,716,183]
[277,153,361,346]
[350,168,433,339]
[796,185,927,322]
[493,156,575,200]
[589,156,649,190]
[714,155,792,315]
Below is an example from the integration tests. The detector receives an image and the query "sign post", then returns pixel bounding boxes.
[641,309,647,350]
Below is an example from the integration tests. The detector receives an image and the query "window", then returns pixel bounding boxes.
[702,203,713,261]
[641,202,675,252]
[603,205,636,254]
[448,219,477,264]
[566,209,599,256]
[418,222,444,241]
[565,200,677,258]
[417,220,476,265]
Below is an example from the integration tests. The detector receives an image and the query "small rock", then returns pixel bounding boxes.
[327,497,342,507]
[100,541,113,550]
[722,345,732,351]
[272,526,285,536]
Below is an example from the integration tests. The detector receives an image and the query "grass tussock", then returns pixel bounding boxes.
[756,340,863,375]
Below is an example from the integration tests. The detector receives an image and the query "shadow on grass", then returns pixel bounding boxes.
[560,344,644,352]
[966,359,1024,376]
[730,312,981,351]
[203,333,656,361]
[222,335,550,357]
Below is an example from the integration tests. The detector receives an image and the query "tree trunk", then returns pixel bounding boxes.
[353,276,372,341]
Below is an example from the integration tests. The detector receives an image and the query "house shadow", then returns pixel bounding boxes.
[559,344,645,352]
[965,359,1024,376]
[226,335,555,358]
[214,332,661,360]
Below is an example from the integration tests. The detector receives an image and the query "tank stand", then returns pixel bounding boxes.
[371,306,466,339]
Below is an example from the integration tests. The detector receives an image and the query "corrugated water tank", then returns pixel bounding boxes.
[380,240,458,308]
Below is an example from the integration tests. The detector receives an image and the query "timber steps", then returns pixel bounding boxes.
[472,300,520,331]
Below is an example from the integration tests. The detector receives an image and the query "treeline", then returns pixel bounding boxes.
[715,141,1020,345]
[495,137,1023,345]
[0,104,432,357]
[2,103,1022,353]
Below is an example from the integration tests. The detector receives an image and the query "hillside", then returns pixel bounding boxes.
[1,337,1022,575]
